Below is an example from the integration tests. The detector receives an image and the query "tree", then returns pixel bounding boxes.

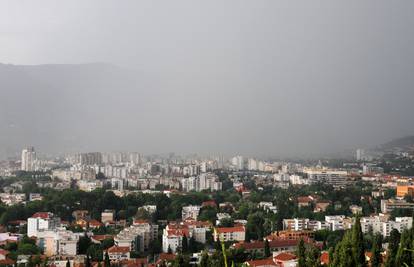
[297,239,306,267]
[188,236,196,253]
[85,254,91,267]
[264,239,271,258]
[305,245,321,267]
[351,218,366,267]
[182,234,188,252]
[167,245,172,254]
[395,229,412,266]
[370,233,382,267]
[331,231,356,267]
[66,260,70,267]
[78,233,92,254]
[100,238,114,250]
[384,229,400,267]
[173,253,189,267]
[199,252,210,267]
[104,251,110,267]
[246,212,265,240]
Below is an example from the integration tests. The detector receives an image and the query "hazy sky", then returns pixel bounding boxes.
[1,1,414,158]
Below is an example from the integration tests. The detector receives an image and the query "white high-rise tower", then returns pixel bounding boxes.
[21,146,36,171]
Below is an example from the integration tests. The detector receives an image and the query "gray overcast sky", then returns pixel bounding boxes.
[1,1,414,158]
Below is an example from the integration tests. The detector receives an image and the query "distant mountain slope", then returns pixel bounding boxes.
[380,136,414,150]
[0,63,157,157]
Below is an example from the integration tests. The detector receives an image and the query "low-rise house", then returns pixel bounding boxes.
[0,249,9,260]
[349,205,363,215]
[182,205,201,220]
[244,258,278,267]
[267,230,314,241]
[106,246,130,261]
[244,252,297,267]
[273,252,297,267]
[72,210,89,221]
[258,202,278,213]
[297,196,314,207]
[314,201,330,212]
[233,239,307,256]
[101,210,115,224]
[29,193,43,201]
[155,253,176,266]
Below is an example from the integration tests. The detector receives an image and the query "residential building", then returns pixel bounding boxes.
[182,205,201,220]
[213,226,245,242]
[381,199,414,214]
[21,147,36,171]
[27,212,61,237]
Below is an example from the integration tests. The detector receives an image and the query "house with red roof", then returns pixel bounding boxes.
[0,249,9,260]
[297,196,314,207]
[274,252,297,267]
[244,258,278,267]
[214,226,245,242]
[105,246,130,261]
[244,253,297,267]
[155,253,176,266]
[201,200,217,208]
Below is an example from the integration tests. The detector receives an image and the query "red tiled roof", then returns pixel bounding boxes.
[245,258,277,267]
[274,252,297,262]
[89,220,103,227]
[167,229,189,237]
[320,251,329,265]
[91,235,113,242]
[0,249,9,256]
[107,246,130,253]
[202,200,217,207]
[121,258,148,267]
[133,219,149,225]
[156,253,176,265]
[297,196,313,203]
[31,212,51,219]
[216,226,245,233]
[0,259,15,265]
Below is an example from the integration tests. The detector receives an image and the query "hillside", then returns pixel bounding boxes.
[0,63,157,157]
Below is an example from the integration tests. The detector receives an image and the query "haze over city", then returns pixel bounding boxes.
[1,1,414,158]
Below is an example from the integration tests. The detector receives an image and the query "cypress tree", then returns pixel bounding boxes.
[85,254,91,267]
[384,229,400,267]
[66,260,70,267]
[332,231,356,267]
[264,239,271,258]
[395,229,412,266]
[351,217,366,267]
[371,233,382,267]
[199,252,210,267]
[306,245,321,267]
[182,234,188,252]
[297,238,306,267]
[104,251,111,267]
